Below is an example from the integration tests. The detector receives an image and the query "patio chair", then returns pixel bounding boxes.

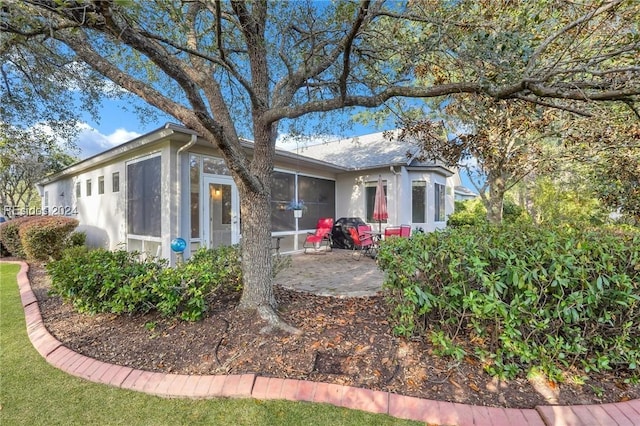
[347,225,375,260]
[384,226,401,238]
[303,217,334,253]
[384,225,411,238]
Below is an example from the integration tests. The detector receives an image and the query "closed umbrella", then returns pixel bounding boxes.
[372,175,388,233]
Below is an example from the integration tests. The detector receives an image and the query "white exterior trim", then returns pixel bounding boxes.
[39,124,465,263]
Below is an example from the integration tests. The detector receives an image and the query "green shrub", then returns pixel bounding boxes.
[0,240,9,257]
[502,199,528,223]
[47,245,243,321]
[447,199,487,228]
[67,231,87,248]
[131,246,242,321]
[0,216,40,257]
[19,216,79,261]
[47,247,161,314]
[378,224,640,381]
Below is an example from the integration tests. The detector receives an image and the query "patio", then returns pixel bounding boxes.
[274,249,384,297]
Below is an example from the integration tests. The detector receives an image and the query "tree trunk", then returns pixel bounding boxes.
[234,122,301,335]
[486,172,505,224]
[237,189,276,311]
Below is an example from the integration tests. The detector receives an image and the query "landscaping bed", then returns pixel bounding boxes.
[28,263,640,409]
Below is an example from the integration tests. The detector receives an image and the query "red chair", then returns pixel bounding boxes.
[384,227,400,238]
[303,217,334,253]
[348,225,375,260]
[385,225,411,238]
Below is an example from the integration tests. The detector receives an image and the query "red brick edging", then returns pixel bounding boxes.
[7,260,640,425]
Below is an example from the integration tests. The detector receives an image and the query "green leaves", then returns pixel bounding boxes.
[379,223,640,381]
[47,246,242,321]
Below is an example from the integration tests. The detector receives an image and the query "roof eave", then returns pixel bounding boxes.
[39,123,194,185]
[405,164,456,177]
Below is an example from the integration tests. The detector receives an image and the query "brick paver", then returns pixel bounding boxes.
[341,386,388,414]
[8,258,640,425]
[280,378,301,401]
[104,365,134,387]
[166,374,190,397]
[251,376,270,399]
[207,374,228,397]
[265,377,285,399]
[152,373,179,396]
[604,403,637,426]
[294,380,317,402]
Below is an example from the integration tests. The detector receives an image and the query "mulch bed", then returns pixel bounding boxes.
[24,262,640,409]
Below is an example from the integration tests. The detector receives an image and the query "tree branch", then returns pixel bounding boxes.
[60,33,194,124]
[525,0,624,75]
[513,95,593,117]
[528,83,638,101]
[274,1,376,108]
[266,82,483,123]
[339,0,370,102]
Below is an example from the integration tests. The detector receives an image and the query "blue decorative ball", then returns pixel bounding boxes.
[170,237,187,253]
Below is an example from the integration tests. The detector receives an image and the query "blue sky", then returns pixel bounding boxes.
[73,98,169,158]
[74,97,382,158]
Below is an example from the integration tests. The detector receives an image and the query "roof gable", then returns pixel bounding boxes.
[296,130,421,169]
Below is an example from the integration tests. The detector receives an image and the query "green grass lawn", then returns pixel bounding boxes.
[0,263,419,426]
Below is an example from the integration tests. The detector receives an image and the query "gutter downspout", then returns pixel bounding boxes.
[175,134,198,264]
[390,165,401,226]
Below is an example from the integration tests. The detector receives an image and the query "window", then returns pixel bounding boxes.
[86,179,92,196]
[190,155,200,238]
[127,156,161,237]
[98,176,104,194]
[435,183,446,222]
[112,172,120,192]
[270,172,336,231]
[43,191,49,214]
[412,181,426,223]
[203,156,230,175]
[271,171,295,231]
[75,181,81,198]
[297,175,335,230]
[365,180,386,223]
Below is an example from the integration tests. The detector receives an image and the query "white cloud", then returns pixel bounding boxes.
[74,124,141,159]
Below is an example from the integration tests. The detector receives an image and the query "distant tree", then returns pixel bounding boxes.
[0,125,76,215]
[510,102,640,226]
[594,145,640,224]
[567,107,640,224]
[396,96,557,223]
[2,1,638,331]
[527,176,606,226]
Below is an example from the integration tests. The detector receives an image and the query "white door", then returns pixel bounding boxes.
[202,176,240,248]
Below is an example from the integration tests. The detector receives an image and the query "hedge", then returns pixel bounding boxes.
[0,216,41,258]
[16,216,78,261]
[47,245,243,321]
[378,224,640,381]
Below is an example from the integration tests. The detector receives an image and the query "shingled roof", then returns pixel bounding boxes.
[296,130,424,170]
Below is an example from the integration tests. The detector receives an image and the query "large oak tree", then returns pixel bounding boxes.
[2,0,638,330]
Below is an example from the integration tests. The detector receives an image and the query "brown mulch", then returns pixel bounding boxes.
[24,262,640,410]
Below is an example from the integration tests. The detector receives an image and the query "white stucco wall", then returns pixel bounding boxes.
[40,142,176,255]
[42,160,127,250]
[334,167,455,234]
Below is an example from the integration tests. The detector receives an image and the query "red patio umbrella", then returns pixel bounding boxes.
[372,175,388,233]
